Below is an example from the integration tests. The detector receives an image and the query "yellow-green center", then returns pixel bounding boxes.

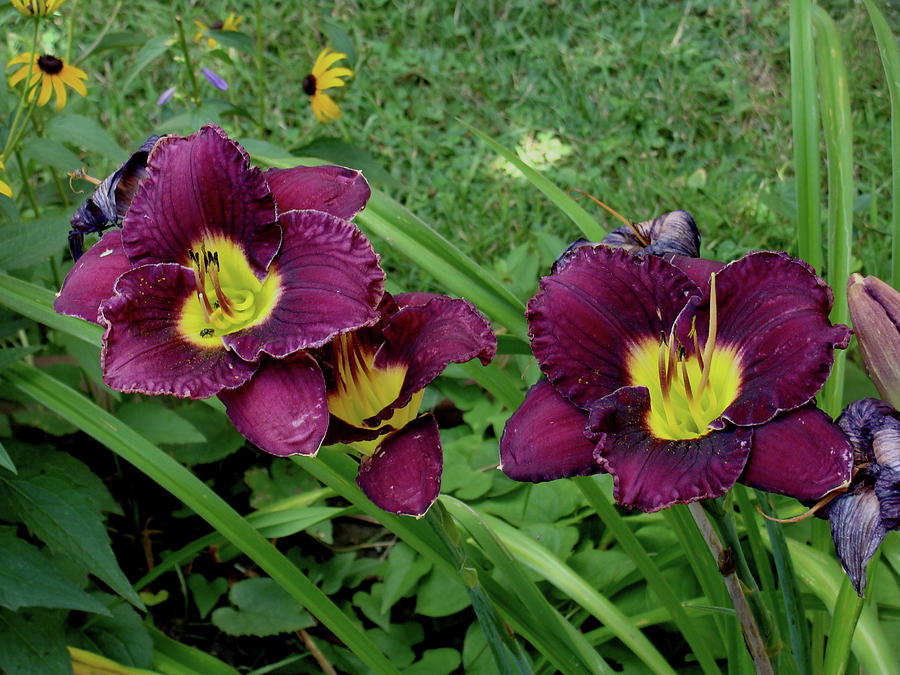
[626,274,742,440]
[178,236,281,345]
[327,333,424,455]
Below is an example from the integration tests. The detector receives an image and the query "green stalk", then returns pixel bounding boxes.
[813,5,853,418]
[862,0,900,286]
[174,14,201,102]
[1,18,40,162]
[4,363,399,675]
[574,477,722,675]
[756,492,810,675]
[254,0,266,137]
[790,0,822,272]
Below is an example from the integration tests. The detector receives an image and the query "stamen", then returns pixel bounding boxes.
[697,273,718,397]
[188,249,214,320]
[657,332,676,429]
[680,346,706,433]
[756,490,845,523]
[689,316,704,372]
[204,249,234,316]
[568,188,649,245]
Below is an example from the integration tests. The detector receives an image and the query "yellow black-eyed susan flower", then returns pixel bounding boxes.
[303,48,352,124]
[7,52,87,110]
[10,0,67,15]
[0,157,12,199]
[193,12,243,48]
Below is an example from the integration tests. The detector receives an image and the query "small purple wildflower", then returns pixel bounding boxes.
[201,67,229,91]
[156,87,176,106]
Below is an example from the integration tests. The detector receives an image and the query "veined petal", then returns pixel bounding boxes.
[827,481,887,596]
[121,125,280,276]
[222,209,384,361]
[847,274,900,410]
[366,296,496,424]
[100,264,258,398]
[588,386,753,511]
[528,246,701,409]
[55,230,131,324]
[356,414,442,516]
[219,352,328,456]
[739,405,852,500]
[694,252,851,427]
[265,165,371,220]
[499,380,600,481]
[666,255,727,289]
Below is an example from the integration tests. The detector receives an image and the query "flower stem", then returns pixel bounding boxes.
[174,14,200,103]
[255,0,265,136]
[1,18,40,162]
[688,501,774,674]
[14,150,40,218]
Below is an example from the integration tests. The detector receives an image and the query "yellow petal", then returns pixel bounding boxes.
[7,53,36,68]
[313,49,348,77]
[0,180,12,199]
[317,93,342,122]
[8,66,30,87]
[52,75,67,110]
[37,76,53,106]
[60,68,88,96]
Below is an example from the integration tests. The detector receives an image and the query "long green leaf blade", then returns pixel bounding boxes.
[4,363,399,675]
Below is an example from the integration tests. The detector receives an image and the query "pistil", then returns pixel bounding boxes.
[697,273,718,396]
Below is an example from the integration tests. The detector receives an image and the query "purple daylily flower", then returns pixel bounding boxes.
[237,292,495,517]
[500,247,853,512]
[827,398,900,596]
[55,124,383,455]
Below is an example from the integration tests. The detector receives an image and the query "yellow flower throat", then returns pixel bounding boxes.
[178,236,280,345]
[626,274,742,440]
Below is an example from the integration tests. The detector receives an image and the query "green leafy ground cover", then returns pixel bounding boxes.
[2,1,900,673]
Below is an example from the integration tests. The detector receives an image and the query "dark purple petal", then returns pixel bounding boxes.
[848,274,900,410]
[393,292,440,309]
[323,414,390,446]
[826,481,887,596]
[364,296,496,425]
[837,398,897,464]
[690,252,851,427]
[875,468,900,532]
[356,414,442,516]
[499,380,600,481]
[219,352,328,456]
[122,125,280,276]
[222,209,384,361]
[587,386,753,512]
[265,165,371,220]
[739,405,852,500]
[100,264,258,398]
[55,230,131,324]
[528,246,701,409]
[666,255,727,289]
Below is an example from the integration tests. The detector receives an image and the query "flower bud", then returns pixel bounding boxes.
[847,273,900,409]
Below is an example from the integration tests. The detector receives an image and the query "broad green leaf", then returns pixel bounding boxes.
[353,584,392,632]
[0,607,71,675]
[238,138,302,167]
[0,447,141,607]
[121,35,170,94]
[0,527,109,614]
[116,400,206,445]
[161,402,244,465]
[381,543,432,614]
[0,208,68,271]
[403,648,461,675]
[414,567,471,617]
[68,595,153,668]
[206,30,255,53]
[46,114,126,163]
[367,622,424,669]
[21,138,82,172]
[188,574,228,620]
[148,624,240,675]
[211,578,315,637]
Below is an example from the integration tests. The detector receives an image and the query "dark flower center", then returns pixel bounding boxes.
[38,55,64,75]
[302,74,317,96]
[211,20,224,29]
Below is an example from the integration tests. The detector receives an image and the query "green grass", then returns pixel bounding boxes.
[4,0,896,292]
